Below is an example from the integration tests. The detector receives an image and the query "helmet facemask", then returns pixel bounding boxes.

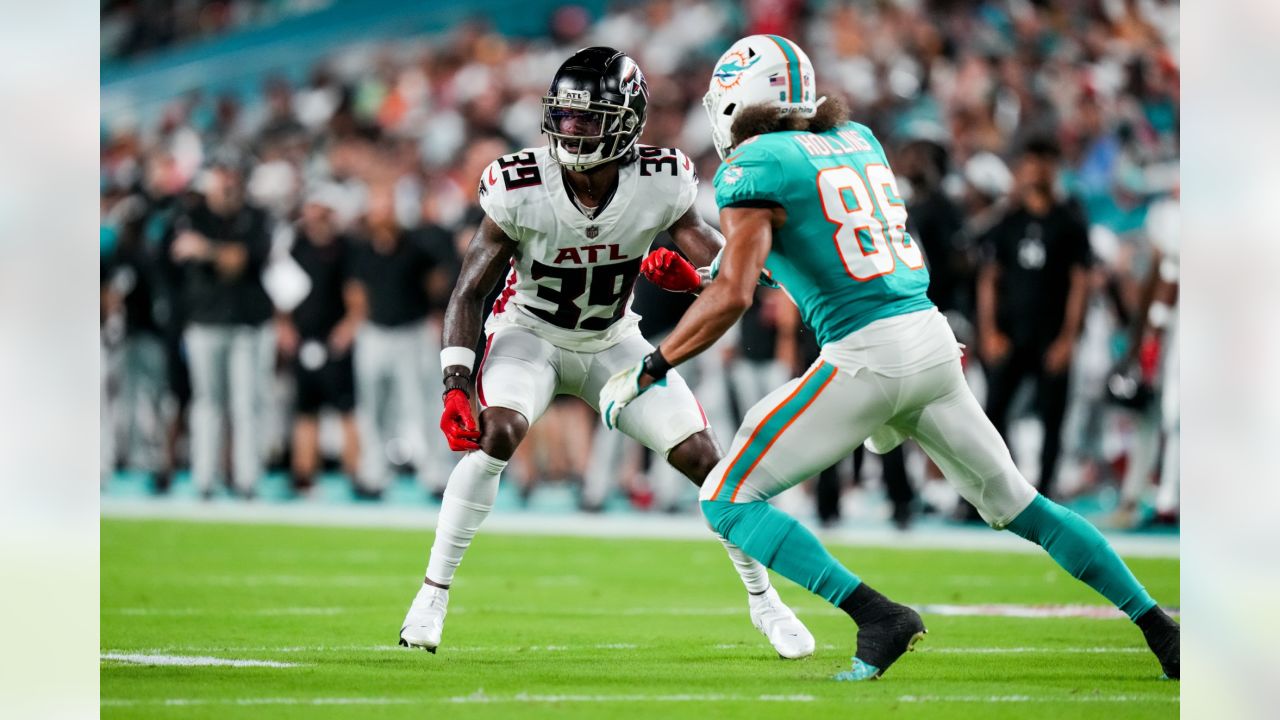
[702,89,738,161]
[542,91,642,172]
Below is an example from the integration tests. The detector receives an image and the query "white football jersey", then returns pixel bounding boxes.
[477,144,698,351]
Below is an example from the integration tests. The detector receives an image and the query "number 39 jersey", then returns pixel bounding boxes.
[478,145,698,352]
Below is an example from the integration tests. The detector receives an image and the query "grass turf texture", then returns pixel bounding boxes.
[102,519,1179,719]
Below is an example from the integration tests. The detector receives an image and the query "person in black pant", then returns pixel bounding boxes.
[976,137,1092,499]
[277,188,362,494]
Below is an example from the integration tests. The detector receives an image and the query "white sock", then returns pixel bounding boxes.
[716,531,771,595]
[425,450,507,586]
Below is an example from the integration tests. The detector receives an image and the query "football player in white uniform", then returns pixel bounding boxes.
[398,47,813,659]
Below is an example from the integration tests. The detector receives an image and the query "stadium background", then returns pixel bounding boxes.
[100,0,1180,532]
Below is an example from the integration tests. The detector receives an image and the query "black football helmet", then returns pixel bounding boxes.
[542,47,648,172]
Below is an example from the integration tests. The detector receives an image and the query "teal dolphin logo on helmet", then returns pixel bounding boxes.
[712,50,761,89]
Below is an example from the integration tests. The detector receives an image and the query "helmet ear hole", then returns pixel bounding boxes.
[723,103,736,115]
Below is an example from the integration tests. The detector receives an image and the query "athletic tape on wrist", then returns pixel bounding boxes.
[642,348,674,379]
[440,346,476,373]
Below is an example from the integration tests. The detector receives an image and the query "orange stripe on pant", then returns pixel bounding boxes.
[729,368,837,502]
[710,361,829,501]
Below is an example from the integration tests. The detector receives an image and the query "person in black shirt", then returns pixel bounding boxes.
[348,188,455,497]
[103,191,169,484]
[172,162,274,499]
[976,137,1092,499]
[277,189,362,493]
[900,139,971,318]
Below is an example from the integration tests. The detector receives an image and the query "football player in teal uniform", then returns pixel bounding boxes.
[601,35,1179,682]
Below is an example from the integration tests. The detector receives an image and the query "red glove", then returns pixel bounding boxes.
[440,389,481,452]
[641,248,702,293]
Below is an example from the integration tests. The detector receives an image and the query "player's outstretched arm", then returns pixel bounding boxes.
[441,215,516,380]
[598,206,773,428]
[655,206,774,368]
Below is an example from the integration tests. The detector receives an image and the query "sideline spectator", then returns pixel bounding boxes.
[173,161,274,499]
[348,188,454,498]
[278,187,362,494]
[976,138,1092,499]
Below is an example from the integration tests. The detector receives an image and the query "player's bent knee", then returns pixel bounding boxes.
[479,407,529,460]
[959,470,1039,530]
[700,499,738,537]
[667,430,722,486]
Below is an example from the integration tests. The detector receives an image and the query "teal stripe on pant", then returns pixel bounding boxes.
[702,499,861,605]
[1006,495,1157,621]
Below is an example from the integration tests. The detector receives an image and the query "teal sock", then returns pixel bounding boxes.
[701,500,861,605]
[1006,495,1157,621]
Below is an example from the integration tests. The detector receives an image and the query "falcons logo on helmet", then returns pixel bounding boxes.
[618,58,644,98]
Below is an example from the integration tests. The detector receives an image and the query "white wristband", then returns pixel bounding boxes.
[440,346,477,373]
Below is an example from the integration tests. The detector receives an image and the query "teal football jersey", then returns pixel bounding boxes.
[713,121,933,346]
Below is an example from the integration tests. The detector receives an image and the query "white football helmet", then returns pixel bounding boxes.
[702,35,821,160]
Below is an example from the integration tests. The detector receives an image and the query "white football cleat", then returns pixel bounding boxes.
[399,584,448,653]
[749,586,816,659]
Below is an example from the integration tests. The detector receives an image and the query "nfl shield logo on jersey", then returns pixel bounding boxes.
[586,226,599,239]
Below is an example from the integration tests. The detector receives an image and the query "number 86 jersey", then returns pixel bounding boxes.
[478,145,698,352]
[713,121,935,348]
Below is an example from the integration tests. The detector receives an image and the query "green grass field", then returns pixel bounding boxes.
[101,518,1179,718]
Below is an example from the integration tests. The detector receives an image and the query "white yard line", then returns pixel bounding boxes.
[100,653,301,668]
[110,606,349,616]
[923,646,1146,654]
[442,692,818,704]
[106,643,642,655]
[192,574,405,587]
[101,497,1179,558]
[105,642,1148,657]
[897,694,1178,703]
[101,691,1177,707]
[104,602,1176,619]
[101,697,411,706]
[915,603,1180,619]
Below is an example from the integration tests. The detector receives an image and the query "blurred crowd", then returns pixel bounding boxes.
[101,0,320,61]
[100,0,1180,528]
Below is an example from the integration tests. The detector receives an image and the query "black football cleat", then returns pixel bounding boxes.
[835,602,927,681]
[1138,607,1180,680]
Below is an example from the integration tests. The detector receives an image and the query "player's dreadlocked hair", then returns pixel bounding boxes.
[730,94,850,148]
